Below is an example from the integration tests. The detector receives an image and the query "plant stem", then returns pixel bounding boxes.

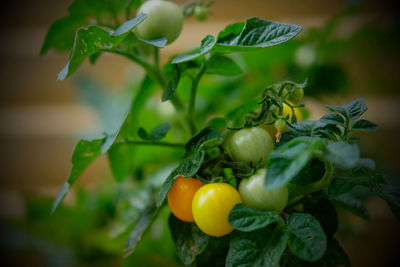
[187,63,209,134]
[286,161,334,208]
[125,140,186,148]
[154,47,160,69]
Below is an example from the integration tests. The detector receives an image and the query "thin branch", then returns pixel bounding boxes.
[125,140,186,148]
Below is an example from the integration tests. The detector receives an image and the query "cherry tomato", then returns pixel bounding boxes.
[225,127,274,166]
[281,100,302,121]
[168,176,203,222]
[194,5,209,21]
[192,183,242,237]
[135,0,184,44]
[239,168,288,211]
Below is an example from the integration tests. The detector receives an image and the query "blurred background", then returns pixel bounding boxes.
[1,0,400,266]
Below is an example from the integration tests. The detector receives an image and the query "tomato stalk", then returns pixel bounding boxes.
[125,139,185,148]
[286,161,334,210]
[187,62,209,134]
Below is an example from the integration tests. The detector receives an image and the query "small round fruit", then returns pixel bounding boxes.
[290,87,304,102]
[282,100,302,121]
[168,176,203,222]
[226,127,274,166]
[135,0,184,44]
[192,183,242,237]
[194,5,209,21]
[274,119,286,131]
[239,168,288,211]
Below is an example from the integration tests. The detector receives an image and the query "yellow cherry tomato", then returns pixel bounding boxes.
[281,100,302,121]
[192,183,242,237]
[168,176,203,222]
[262,101,303,136]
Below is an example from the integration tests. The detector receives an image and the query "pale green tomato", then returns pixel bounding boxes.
[194,5,209,21]
[226,127,274,166]
[239,168,288,211]
[135,0,184,44]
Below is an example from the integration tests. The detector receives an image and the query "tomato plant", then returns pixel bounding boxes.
[41,0,400,266]
[167,176,203,222]
[192,183,242,237]
[239,168,288,211]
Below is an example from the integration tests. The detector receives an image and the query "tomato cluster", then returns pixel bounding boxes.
[168,127,290,237]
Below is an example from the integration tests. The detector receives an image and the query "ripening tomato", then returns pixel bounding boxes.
[239,168,288,211]
[135,0,184,44]
[281,100,302,121]
[168,176,203,222]
[192,183,242,237]
[225,127,274,166]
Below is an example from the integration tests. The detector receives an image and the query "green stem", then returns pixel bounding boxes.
[125,140,185,148]
[287,161,334,208]
[187,63,209,134]
[105,49,192,134]
[154,47,160,69]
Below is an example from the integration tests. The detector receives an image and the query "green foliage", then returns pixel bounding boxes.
[286,213,327,262]
[228,204,282,232]
[168,214,209,264]
[38,2,400,266]
[52,139,103,213]
[226,227,288,267]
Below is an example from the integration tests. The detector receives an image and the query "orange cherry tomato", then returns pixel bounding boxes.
[167,176,203,222]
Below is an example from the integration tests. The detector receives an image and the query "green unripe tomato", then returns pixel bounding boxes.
[274,119,286,131]
[226,127,274,166]
[194,5,209,21]
[135,0,184,44]
[239,168,288,211]
[290,87,304,102]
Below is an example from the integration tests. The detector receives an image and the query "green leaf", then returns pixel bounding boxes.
[226,227,288,267]
[266,138,323,190]
[185,128,222,156]
[326,98,367,120]
[157,169,179,207]
[319,113,344,125]
[41,15,87,54]
[102,75,156,153]
[373,183,400,220]
[123,201,161,257]
[332,194,370,220]
[171,35,216,64]
[214,18,302,53]
[52,139,103,213]
[138,122,170,141]
[328,176,368,199]
[107,142,135,181]
[113,13,147,36]
[325,141,360,170]
[291,159,325,185]
[162,65,181,102]
[228,204,281,232]
[58,14,146,80]
[206,55,242,76]
[168,214,209,265]
[138,37,168,48]
[352,119,379,132]
[286,213,327,262]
